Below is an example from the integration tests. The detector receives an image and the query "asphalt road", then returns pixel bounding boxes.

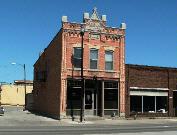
[0,124,177,135]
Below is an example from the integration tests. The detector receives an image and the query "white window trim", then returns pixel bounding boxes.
[89,48,99,69]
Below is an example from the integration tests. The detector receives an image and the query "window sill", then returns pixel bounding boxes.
[105,70,116,73]
[88,69,117,73]
[88,69,99,72]
[67,68,118,73]
[73,68,81,70]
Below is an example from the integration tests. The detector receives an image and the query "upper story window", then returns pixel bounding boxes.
[105,50,113,70]
[90,49,98,69]
[73,47,81,68]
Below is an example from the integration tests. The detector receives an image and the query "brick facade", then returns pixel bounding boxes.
[33,8,126,119]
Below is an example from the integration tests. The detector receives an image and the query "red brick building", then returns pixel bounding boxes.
[33,8,126,119]
[126,64,177,117]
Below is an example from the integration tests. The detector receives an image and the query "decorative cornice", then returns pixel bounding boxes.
[63,28,124,37]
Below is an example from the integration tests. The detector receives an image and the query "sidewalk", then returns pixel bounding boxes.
[59,117,177,126]
[1,107,177,126]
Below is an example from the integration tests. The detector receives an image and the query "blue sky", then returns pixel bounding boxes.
[0,0,176,83]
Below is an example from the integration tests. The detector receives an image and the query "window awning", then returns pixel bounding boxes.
[130,90,168,96]
[130,87,169,91]
[130,87,168,96]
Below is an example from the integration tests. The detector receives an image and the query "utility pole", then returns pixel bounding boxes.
[80,25,85,122]
[24,64,27,110]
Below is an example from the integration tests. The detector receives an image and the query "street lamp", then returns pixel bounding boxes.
[80,25,85,122]
[11,62,27,110]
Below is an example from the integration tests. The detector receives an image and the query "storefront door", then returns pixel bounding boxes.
[85,89,94,115]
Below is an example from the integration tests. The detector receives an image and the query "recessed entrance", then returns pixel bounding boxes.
[85,89,94,115]
[66,79,119,117]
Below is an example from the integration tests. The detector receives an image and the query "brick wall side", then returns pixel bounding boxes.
[33,31,62,119]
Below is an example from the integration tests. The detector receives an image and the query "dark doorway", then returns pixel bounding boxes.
[85,79,98,115]
[85,90,93,109]
[173,91,177,116]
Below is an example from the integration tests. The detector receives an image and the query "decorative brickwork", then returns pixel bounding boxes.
[33,8,126,119]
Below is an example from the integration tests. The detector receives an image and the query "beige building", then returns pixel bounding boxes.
[0,81,33,106]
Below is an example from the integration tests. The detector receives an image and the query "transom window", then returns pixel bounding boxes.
[73,47,81,68]
[105,50,113,70]
[90,49,98,69]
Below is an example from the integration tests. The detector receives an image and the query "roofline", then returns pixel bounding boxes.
[34,28,63,66]
[63,21,119,29]
[126,63,177,70]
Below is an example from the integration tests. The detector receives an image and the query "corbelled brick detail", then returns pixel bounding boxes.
[33,9,126,119]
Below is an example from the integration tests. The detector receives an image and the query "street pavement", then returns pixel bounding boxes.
[84,131,177,135]
[0,125,176,135]
[0,106,177,134]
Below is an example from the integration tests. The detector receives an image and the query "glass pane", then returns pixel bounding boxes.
[90,49,98,60]
[67,87,81,109]
[90,60,97,69]
[143,96,155,112]
[156,96,167,112]
[74,48,81,59]
[105,51,113,62]
[130,96,142,112]
[104,89,118,109]
[74,58,81,68]
[105,62,113,70]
